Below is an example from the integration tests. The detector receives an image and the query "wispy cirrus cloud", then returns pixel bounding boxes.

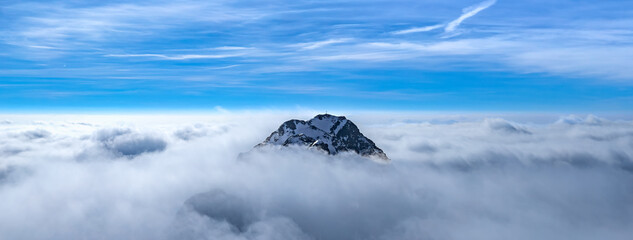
[2,1,265,49]
[291,38,353,50]
[445,0,497,32]
[205,65,241,70]
[105,53,243,60]
[212,46,253,51]
[1,0,633,110]
[298,37,515,62]
[391,24,444,35]
[392,0,497,35]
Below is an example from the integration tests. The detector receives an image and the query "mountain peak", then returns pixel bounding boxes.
[256,114,389,161]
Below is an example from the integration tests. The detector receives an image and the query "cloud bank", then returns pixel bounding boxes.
[0,113,632,240]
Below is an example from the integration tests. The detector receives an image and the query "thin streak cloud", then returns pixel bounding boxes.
[392,24,444,35]
[105,54,242,60]
[292,38,353,50]
[392,0,496,36]
[445,0,497,32]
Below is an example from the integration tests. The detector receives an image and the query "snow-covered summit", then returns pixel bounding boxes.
[257,114,389,161]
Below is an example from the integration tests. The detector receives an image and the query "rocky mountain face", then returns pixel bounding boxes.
[256,114,389,161]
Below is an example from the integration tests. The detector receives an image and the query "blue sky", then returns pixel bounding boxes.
[1,0,632,112]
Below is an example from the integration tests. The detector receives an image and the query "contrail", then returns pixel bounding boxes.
[392,0,497,35]
[445,0,497,32]
[392,24,444,35]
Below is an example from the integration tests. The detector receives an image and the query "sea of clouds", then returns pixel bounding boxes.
[0,112,632,240]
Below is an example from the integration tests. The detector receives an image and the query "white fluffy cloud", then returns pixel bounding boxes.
[0,112,632,240]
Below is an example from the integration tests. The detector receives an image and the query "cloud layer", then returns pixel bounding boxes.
[0,112,632,239]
